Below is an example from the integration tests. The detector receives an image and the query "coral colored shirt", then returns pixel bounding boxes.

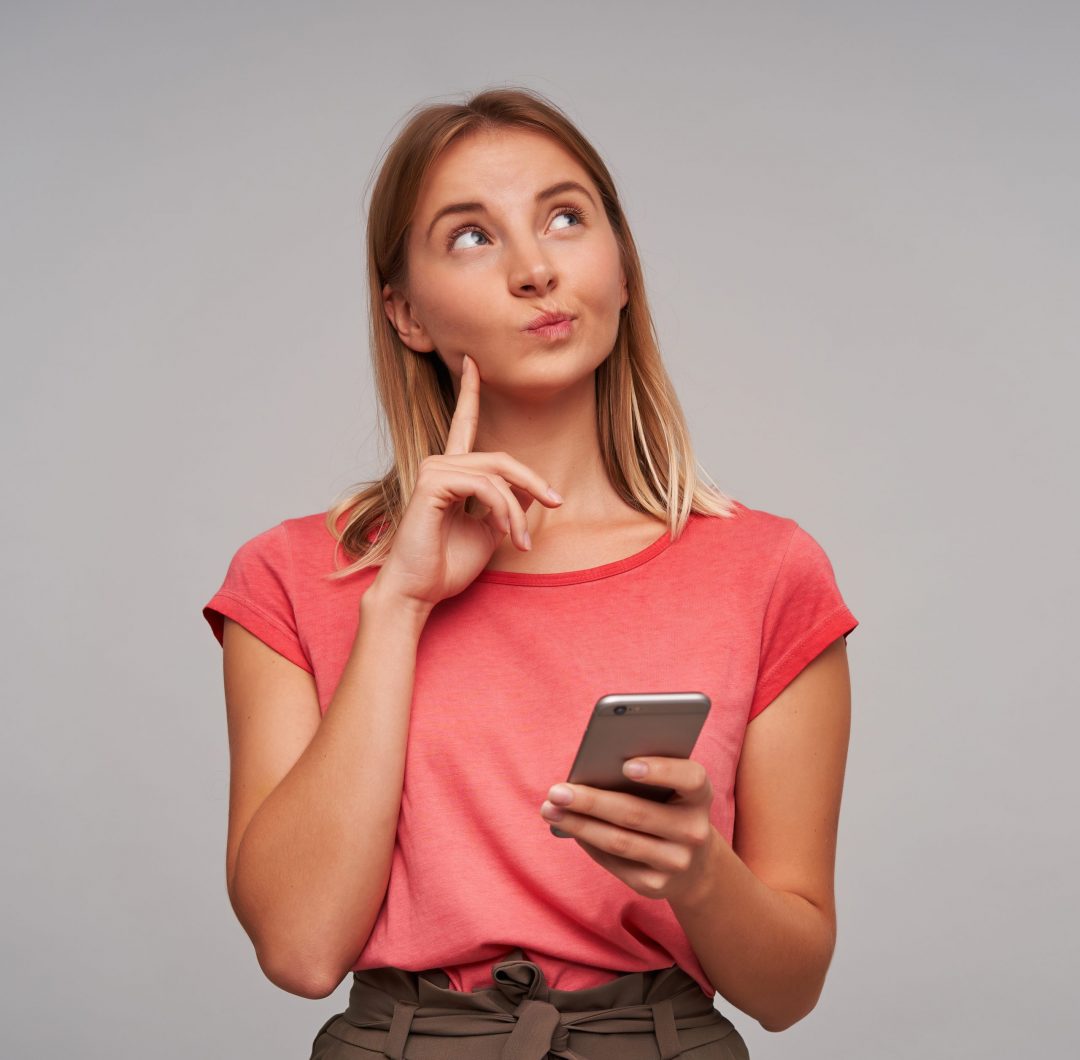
[202,500,858,998]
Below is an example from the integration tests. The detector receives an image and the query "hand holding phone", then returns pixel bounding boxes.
[548,692,711,838]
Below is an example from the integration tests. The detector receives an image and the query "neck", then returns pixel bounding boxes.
[467,371,631,532]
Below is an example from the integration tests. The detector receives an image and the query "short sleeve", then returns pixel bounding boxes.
[748,523,858,721]
[202,523,314,674]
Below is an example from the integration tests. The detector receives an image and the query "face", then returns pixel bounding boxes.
[383,127,629,398]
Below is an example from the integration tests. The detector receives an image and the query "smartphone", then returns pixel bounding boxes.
[549,692,711,838]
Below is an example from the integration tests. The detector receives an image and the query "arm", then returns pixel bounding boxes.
[223,580,430,999]
[667,635,851,1032]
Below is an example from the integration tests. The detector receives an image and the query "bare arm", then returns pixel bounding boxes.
[669,635,852,1031]
[222,353,560,999]
[224,581,430,999]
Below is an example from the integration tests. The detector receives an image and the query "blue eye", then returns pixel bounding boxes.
[550,206,584,230]
[445,204,587,252]
[449,227,490,251]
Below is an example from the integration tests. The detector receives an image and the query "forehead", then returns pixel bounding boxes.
[414,128,592,215]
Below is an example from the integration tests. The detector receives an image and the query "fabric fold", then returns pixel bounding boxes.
[311,947,748,1059]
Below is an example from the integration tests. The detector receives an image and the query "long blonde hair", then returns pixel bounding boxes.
[325,86,739,578]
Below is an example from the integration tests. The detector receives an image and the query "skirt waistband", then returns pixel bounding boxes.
[329,948,738,1059]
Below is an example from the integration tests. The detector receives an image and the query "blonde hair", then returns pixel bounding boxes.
[325,85,739,578]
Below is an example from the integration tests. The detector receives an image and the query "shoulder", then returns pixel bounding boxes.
[716,499,841,564]
[275,510,356,578]
[218,510,333,582]
[684,498,801,563]
[204,515,324,668]
[682,502,853,631]
[279,510,337,549]
[235,510,339,555]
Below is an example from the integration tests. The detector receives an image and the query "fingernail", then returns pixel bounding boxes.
[547,487,563,503]
[624,760,648,778]
[548,784,573,804]
[523,529,532,550]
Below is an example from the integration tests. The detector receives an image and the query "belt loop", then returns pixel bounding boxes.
[382,998,418,1059]
[651,997,684,1059]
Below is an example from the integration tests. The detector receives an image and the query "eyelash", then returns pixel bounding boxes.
[444,204,588,250]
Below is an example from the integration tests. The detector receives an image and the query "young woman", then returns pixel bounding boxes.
[203,87,858,1059]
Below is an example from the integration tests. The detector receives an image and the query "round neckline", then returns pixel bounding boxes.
[475,522,675,586]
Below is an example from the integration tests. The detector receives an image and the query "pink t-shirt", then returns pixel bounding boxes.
[202,499,858,998]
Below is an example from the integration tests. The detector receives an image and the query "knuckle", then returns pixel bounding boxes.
[673,848,694,873]
[686,821,711,848]
[609,830,635,859]
[624,803,649,832]
[643,871,668,896]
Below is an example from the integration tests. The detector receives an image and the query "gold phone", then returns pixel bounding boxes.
[549,692,711,838]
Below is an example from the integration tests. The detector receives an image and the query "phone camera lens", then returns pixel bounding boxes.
[614,705,627,715]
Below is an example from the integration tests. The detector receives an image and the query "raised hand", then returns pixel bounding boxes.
[369,354,564,613]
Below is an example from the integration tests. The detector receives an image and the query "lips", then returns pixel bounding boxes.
[524,309,575,331]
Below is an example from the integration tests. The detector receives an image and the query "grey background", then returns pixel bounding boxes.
[3,1,1076,1057]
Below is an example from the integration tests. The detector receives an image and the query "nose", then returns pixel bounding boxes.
[507,238,557,298]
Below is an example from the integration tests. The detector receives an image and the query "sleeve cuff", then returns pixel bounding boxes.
[202,590,314,675]
[748,605,858,722]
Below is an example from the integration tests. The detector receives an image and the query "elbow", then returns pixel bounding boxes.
[758,907,834,1032]
[228,869,374,999]
[758,1018,788,1033]
[758,999,817,1034]
[253,924,374,998]
[257,945,343,999]
[229,884,346,999]
[758,1009,807,1034]
[756,978,827,1033]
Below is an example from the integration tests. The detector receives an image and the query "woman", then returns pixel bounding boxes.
[203,86,858,1059]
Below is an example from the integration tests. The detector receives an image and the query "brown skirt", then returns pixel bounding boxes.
[309,947,750,1059]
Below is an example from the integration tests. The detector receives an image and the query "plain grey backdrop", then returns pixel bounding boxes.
[3,1,1076,1057]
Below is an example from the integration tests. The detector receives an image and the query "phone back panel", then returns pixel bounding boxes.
[565,692,711,804]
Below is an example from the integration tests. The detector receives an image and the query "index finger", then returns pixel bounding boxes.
[444,353,479,456]
[621,757,711,799]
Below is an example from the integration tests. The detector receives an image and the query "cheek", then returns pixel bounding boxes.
[413,273,487,335]
[579,245,625,310]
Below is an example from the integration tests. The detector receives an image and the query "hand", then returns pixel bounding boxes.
[371,352,564,611]
[539,757,722,906]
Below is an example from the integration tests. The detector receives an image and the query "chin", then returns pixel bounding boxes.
[502,357,604,397]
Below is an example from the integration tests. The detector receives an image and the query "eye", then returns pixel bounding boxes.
[549,204,586,231]
[446,226,490,251]
[445,204,588,252]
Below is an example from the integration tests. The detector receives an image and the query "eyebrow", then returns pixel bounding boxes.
[424,180,598,243]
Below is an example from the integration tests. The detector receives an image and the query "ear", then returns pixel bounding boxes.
[619,270,629,310]
[382,283,436,353]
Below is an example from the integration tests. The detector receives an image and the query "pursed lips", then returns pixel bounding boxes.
[524,313,575,332]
